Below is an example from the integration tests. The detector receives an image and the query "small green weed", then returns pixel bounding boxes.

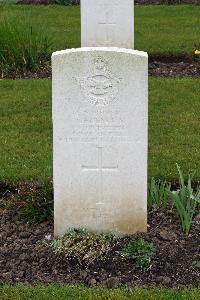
[171,164,200,235]
[21,205,47,223]
[122,239,155,271]
[192,260,200,269]
[148,177,171,208]
[52,229,119,265]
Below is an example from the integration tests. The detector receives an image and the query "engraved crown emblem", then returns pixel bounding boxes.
[77,56,120,107]
[95,57,107,70]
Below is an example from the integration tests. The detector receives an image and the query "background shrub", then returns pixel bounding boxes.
[0,14,52,77]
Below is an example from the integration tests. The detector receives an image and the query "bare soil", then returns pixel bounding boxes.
[149,55,200,77]
[134,0,200,5]
[16,0,200,5]
[2,56,199,79]
[0,205,199,287]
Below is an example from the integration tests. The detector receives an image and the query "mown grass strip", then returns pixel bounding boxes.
[149,78,200,180]
[0,285,200,300]
[0,79,52,181]
[0,4,199,55]
[0,78,200,182]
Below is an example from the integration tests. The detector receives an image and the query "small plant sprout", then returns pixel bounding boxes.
[148,177,171,208]
[122,239,155,271]
[171,164,200,235]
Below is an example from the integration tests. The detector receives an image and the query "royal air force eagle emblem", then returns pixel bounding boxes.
[77,57,121,106]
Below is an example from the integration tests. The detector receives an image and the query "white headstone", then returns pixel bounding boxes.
[52,48,148,236]
[81,0,134,48]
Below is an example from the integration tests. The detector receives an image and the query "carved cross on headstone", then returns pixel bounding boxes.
[82,147,118,204]
[98,4,117,45]
[81,0,134,49]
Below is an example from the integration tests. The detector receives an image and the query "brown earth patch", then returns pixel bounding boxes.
[134,0,200,5]
[149,55,200,77]
[2,55,199,79]
[17,0,55,4]
[0,205,199,287]
[16,0,200,5]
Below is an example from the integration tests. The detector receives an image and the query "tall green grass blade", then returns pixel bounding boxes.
[148,177,171,208]
[0,12,52,77]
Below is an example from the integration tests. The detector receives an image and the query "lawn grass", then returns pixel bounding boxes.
[0,285,199,300]
[0,79,52,182]
[0,4,199,55]
[0,78,200,183]
[149,78,200,181]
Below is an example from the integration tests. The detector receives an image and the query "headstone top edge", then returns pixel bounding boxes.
[52,47,148,58]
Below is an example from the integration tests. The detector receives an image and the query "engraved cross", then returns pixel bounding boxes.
[98,5,116,45]
[82,147,118,203]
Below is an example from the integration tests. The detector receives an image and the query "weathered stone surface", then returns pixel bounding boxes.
[81,0,134,48]
[52,47,148,236]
